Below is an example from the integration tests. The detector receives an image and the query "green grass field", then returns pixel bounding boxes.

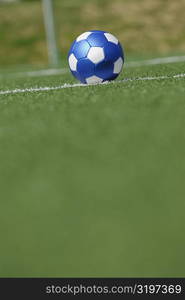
[0,60,185,277]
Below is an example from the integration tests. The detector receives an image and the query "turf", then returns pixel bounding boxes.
[0,61,185,277]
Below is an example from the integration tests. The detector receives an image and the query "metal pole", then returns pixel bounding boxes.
[42,0,59,66]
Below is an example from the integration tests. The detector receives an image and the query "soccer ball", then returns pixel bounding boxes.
[68,30,124,84]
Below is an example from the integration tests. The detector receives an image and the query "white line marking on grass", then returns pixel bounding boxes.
[0,55,185,79]
[0,73,184,96]
[126,55,185,67]
[15,68,68,77]
[0,68,68,79]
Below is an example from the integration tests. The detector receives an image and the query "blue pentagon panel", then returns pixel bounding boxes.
[77,58,95,81]
[70,70,86,84]
[72,40,90,59]
[107,73,119,81]
[76,73,87,84]
[118,43,125,62]
[87,32,108,47]
[95,61,114,81]
[104,42,124,63]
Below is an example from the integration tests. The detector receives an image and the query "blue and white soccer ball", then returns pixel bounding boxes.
[68,30,124,84]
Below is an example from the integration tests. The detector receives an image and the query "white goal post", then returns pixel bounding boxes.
[0,0,59,67]
[42,0,59,66]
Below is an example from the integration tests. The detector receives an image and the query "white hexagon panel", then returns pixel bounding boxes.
[87,47,105,64]
[68,54,78,71]
[104,33,118,45]
[86,76,103,84]
[113,57,123,74]
[76,32,92,42]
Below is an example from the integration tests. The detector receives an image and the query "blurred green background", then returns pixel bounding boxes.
[0,0,185,67]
